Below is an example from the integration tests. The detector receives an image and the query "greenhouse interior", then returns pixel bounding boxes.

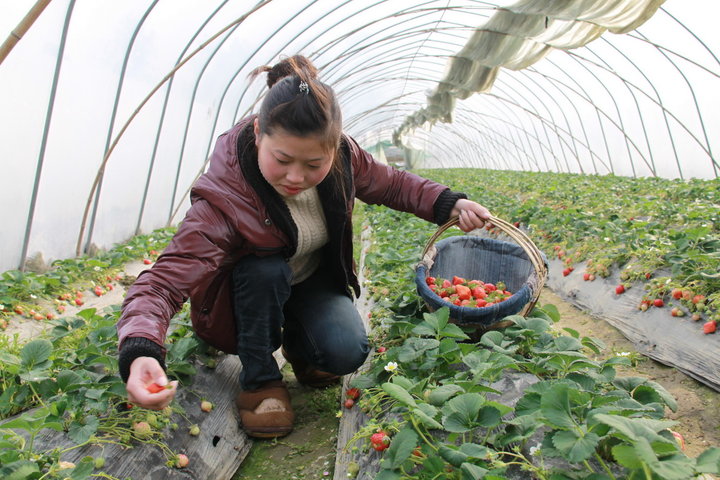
[1,0,719,479]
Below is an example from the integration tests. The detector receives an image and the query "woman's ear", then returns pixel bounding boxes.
[253,118,261,146]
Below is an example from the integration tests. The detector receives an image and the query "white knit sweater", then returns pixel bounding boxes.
[283,187,329,284]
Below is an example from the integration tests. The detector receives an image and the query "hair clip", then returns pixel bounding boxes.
[299,81,310,95]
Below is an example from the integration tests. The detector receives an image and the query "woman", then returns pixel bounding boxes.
[117,55,490,438]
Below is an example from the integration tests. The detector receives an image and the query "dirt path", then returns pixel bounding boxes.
[541,287,720,458]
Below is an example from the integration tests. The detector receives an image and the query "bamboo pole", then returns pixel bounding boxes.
[0,0,53,65]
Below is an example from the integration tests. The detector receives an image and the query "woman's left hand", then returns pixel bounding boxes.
[450,199,492,232]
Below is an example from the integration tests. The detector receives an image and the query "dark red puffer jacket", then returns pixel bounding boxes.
[117,116,454,356]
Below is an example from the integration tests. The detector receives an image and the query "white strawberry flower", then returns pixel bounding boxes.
[384,361,398,372]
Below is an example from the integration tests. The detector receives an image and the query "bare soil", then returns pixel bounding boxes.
[541,287,720,459]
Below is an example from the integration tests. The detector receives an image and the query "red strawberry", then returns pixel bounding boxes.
[75,298,84,306]
[370,431,390,451]
[583,273,591,281]
[441,279,452,289]
[376,346,387,353]
[615,285,625,295]
[562,267,572,277]
[671,289,683,300]
[425,276,436,286]
[346,387,361,400]
[13,306,23,315]
[146,382,170,394]
[692,295,706,305]
[471,286,486,299]
[143,259,152,265]
[344,398,355,409]
[703,321,716,334]
[455,285,471,300]
[653,298,664,308]
[452,276,465,286]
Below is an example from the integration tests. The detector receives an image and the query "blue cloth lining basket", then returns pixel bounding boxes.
[415,216,548,328]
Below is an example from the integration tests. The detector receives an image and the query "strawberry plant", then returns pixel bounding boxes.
[344,202,720,479]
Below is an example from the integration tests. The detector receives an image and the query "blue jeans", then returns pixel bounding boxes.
[231,254,369,390]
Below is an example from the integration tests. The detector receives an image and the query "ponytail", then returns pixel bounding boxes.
[250,55,342,154]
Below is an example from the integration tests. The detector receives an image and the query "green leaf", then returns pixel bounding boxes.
[611,444,643,469]
[375,470,402,480]
[460,462,489,480]
[447,393,484,417]
[443,412,472,433]
[696,447,720,474]
[412,408,443,429]
[20,339,53,369]
[411,322,436,337]
[551,429,600,462]
[0,460,40,480]
[439,444,468,467]
[593,413,676,444]
[68,415,99,444]
[440,323,470,340]
[381,427,418,470]
[69,457,96,480]
[56,370,85,391]
[382,383,417,408]
[19,370,51,382]
[539,304,561,322]
[540,383,576,429]
[390,375,414,392]
[632,385,662,405]
[427,384,464,405]
[476,405,502,428]
[349,374,376,390]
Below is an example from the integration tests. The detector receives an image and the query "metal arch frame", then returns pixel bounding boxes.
[536,53,615,175]
[85,0,161,253]
[19,0,76,271]
[458,106,562,172]
[75,0,275,255]
[465,96,550,172]
[8,1,713,267]
[166,6,489,220]
[481,91,652,179]
[597,37,684,180]
[563,49,720,175]
[512,69,596,175]
[163,0,329,226]
[141,0,233,231]
[492,73,577,173]
[578,45,654,177]
[453,97,538,171]
[633,31,717,178]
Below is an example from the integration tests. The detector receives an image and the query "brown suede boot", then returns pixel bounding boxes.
[235,380,294,438]
[281,347,340,388]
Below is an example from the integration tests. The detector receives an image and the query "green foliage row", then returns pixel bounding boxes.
[349,201,720,480]
[417,169,720,325]
[0,228,176,319]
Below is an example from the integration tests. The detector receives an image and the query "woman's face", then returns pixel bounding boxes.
[254,119,334,197]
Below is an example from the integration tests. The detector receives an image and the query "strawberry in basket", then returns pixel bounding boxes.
[426,276,512,307]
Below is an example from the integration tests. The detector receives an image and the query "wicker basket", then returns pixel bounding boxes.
[415,215,548,330]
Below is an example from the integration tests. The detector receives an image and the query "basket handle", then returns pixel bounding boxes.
[422,215,548,316]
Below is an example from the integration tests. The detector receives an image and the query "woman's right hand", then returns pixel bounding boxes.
[126,356,178,410]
